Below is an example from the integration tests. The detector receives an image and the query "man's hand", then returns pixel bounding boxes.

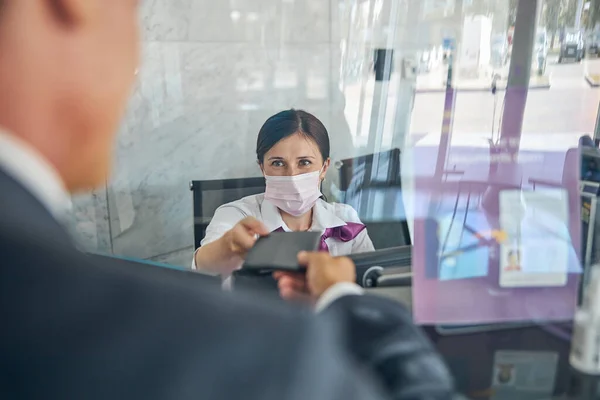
[223,217,269,259]
[298,252,356,298]
[272,271,312,303]
[274,252,357,303]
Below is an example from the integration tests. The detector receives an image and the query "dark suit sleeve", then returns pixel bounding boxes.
[282,314,396,400]
[320,294,455,400]
[0,229,392,400]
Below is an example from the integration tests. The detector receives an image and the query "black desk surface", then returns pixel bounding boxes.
[422,323,600,399]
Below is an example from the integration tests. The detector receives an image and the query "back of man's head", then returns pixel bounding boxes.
[0,0,140,193]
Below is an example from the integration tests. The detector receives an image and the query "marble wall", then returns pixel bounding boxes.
[71,0,420,266]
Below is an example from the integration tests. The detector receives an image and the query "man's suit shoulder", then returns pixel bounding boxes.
[0,231,338,399]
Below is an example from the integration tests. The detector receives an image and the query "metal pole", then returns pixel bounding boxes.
[481,0,538,217]
[576,0,585,30]
[366,0,399,154]
[498,0,538,152]
[590,0,598,31]
[434,47,457,178]
[433,0,462,178]
[390,0,422,151]
[536,0,543,28]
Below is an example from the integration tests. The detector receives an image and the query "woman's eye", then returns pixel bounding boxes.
[299,159,312,167]
[271,160,284,167]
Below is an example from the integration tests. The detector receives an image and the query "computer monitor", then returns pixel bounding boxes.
[581,147,600,183]
[580,187,600,302]
[581,181,600,196]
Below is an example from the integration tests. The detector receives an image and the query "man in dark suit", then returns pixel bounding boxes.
[0,1,453,399]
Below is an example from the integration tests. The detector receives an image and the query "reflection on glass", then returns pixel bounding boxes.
[437,211,490,281]
[499,189,572,288]
[75,0,600,329]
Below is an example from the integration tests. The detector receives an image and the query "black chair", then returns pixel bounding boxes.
[337,148,411,247]
[190,177,266,249]
[338,148,401,197]
[364,220,412,249]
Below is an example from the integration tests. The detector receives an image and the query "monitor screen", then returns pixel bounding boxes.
[581,182,600,196]
[581,151,600,183]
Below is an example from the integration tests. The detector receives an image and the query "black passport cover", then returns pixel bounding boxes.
[242,231,321,272]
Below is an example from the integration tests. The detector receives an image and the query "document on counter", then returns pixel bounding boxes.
[498,189,570,288]
[490,350,558,400]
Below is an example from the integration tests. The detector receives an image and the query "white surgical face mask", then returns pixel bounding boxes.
[264,170,322,217]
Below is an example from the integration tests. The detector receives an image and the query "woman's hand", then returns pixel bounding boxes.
[223,217,269,259]
[194,217,268,275]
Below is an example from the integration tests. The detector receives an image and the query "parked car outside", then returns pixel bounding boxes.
[559,30,585,63]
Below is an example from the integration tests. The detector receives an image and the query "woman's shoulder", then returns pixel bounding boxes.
[319,200,363,223]
[216,193,265,216]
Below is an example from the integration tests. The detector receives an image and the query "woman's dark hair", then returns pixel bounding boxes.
[256,109,330,164]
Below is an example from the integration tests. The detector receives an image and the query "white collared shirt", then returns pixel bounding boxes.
[192,194,375,271]
[0,130,71,220]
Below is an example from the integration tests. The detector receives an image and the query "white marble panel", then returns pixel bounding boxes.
[108,109,261,259]
[186,0,331,44]
[132,41,336,119]
[140,0,193,41]
[111,102,349,259]
[70,188,112,254]
[281,0,331,44]
[106,2,379,260]
[331,0,357,45]
[187,0,279,43]
[112,41,345,259]
[332,0,429,50]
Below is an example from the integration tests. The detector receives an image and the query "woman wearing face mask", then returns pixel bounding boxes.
[192,109,374,294]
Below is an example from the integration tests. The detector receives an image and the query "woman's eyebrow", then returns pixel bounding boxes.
[267,156,284,160]
[297,155,316,159]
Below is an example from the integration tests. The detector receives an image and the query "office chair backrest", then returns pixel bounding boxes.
[581,147,600,182]
[190,177,266,249]
[338,148,401,193]
[365,220,412,249]
[337,148,410,247]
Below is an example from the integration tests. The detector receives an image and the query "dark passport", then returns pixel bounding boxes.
[242,231,321,273]
[232,231,321,297]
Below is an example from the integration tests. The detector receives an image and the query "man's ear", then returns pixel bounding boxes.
[49,0,98,26]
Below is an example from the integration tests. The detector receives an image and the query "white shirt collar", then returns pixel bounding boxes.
[0,129,72,220]
[260,198,347,233]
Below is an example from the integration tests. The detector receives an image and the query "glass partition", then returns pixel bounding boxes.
[71,0,599,324]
